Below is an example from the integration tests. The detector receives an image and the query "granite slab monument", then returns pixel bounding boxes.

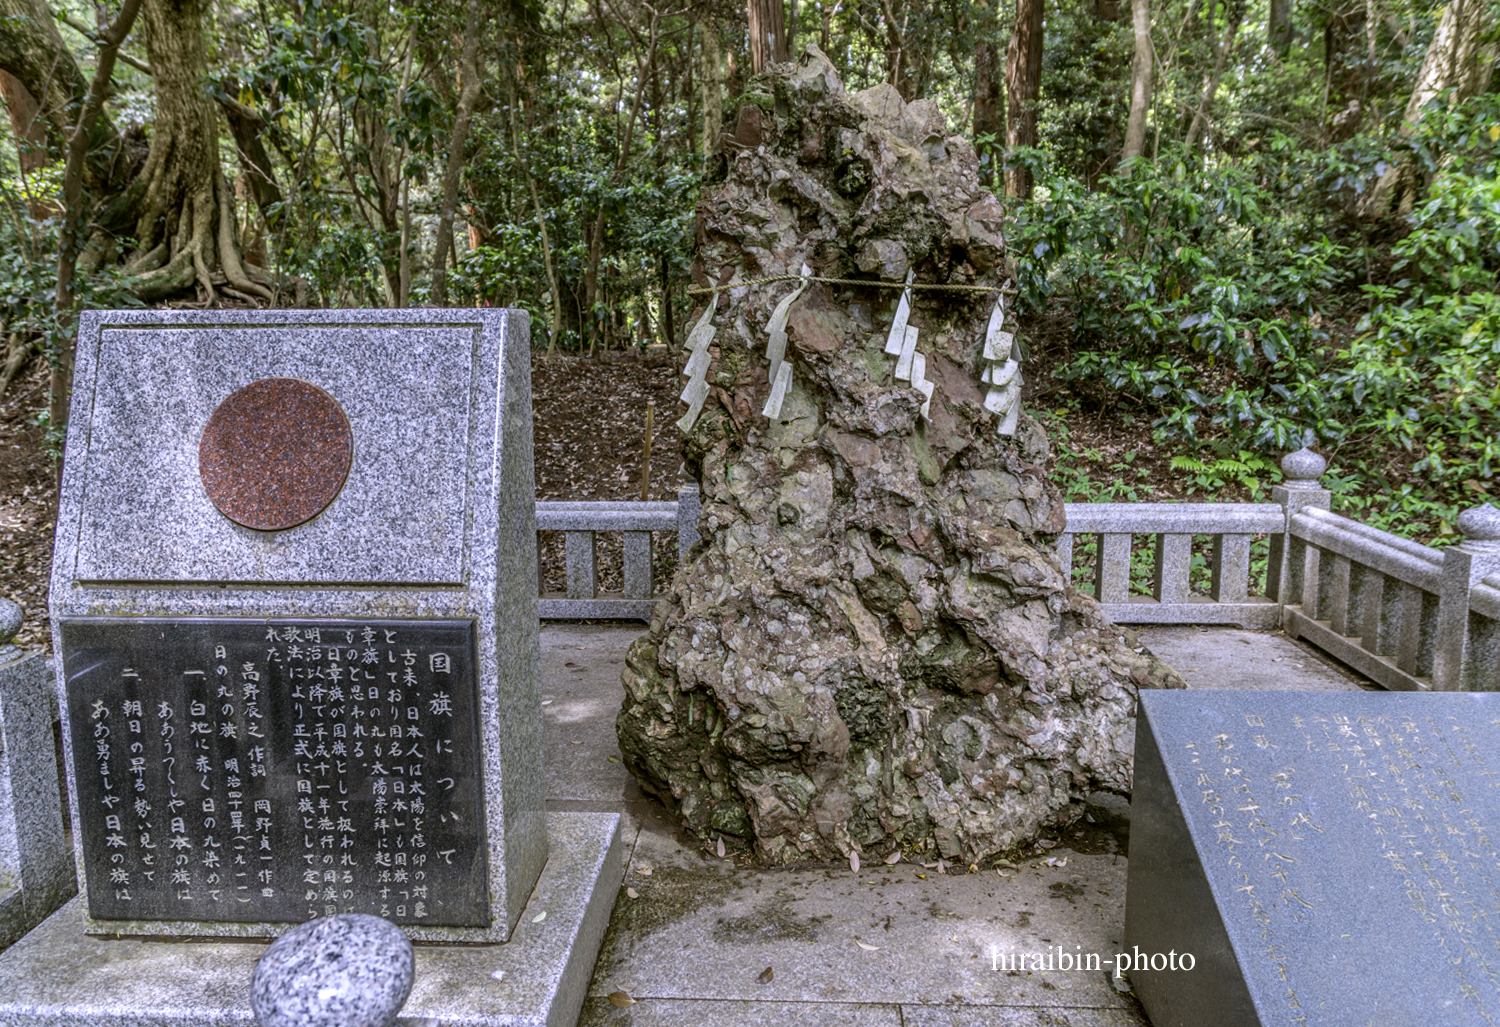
[0,308,624,1027]
[1126,689,1500,1026]
[45,308,545,943]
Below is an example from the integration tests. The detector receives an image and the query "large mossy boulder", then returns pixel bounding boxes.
[616,46,1183,866]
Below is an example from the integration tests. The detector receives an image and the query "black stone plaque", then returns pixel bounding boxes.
[59,617,489,928]
[1126,690,1500,1027]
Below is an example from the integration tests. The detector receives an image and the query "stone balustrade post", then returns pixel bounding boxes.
[676,484,702,566]
[0,600,75,948]
[1433,504,1500,691]
[1268,445,1331,608]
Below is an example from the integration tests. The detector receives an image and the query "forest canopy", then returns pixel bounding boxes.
[0,0,1495,543]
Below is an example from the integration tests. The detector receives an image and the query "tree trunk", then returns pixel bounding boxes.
[431,0,483,307]
[1363,0,1496,217]
[0,70,47,173]
[584,7,661,356]
[215,80,284,229]
[748,0,787,73]
[0,0,121,193]
[117,0,270,304]
[972,39,1002,144]
[53,0,143,432]
[699,20,723,155]
[1183,0,1244,150]
[1005,0,1044,198]
[1121,0,1152,162]
[1322,0,1369,141]
[1268,0,1293,56]
[1398,0,1495,122]
[878,0,915,98]
[659,254,675,347]
[508,80,563,356]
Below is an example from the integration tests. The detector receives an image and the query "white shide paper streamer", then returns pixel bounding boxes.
[762,266,812,419]
[979,285,1023,436]
[677,292,720,433]
[883,271,939,423]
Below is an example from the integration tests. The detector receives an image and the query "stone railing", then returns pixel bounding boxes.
[1055,502,1285,628]
[534,488,701,620]
[1278,484,1500,692]
[0,600,74,949]
[1054,449,1336,629]
[536,452,1500,695]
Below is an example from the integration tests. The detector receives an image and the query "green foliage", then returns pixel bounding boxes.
[1011,91,1500,545]
[1170,451,1280,499]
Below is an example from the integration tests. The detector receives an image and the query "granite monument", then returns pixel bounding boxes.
[0,309,622,1027]
[1126,688,1500,1026]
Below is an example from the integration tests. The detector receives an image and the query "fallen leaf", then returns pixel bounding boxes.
[758,966,774,984]
[635,866,653,876]
[608,991,636,1007]
[883,852,901,865]
[716,836,726,858]
[607,757,620,763]
[855,940,881,951]
[531,911,547,923]
[626,887,639,899]
[850,850,860,874]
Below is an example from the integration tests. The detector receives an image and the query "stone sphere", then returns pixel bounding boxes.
[251,914,415,1027]
[1457,503,1500,543]
[0,598,21,644]
[1280,446,1327,485]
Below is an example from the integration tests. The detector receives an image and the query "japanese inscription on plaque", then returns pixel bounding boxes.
[1127,691,1500,1027]
[59,617,488,928]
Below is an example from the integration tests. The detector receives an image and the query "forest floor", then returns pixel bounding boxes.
[0,337,1216,655]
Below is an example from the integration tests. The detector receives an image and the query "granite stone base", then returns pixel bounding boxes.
[0,812,622,1027]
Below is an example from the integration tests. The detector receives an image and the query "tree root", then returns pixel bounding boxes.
[0,332,32,398]
[121,160,273,304]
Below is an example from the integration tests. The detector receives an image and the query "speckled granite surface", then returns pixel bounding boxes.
[50,309,546,942]
[0,811,622,1027]
[0,648,74,949]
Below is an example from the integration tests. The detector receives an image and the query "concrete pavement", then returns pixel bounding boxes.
[541,621,1367,1027]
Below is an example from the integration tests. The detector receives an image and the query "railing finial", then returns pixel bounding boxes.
[0,598,21,664]
[1280,445,1327,490]
[1456,502,1500,553]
